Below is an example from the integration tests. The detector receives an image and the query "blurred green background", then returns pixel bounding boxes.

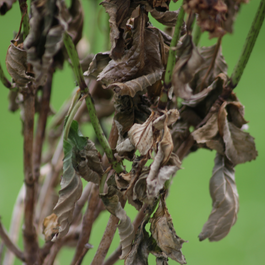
[0,0,265,264]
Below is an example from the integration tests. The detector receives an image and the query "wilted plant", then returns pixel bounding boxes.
[0,0,264,265]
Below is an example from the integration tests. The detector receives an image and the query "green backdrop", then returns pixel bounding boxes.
[0,0,264,264]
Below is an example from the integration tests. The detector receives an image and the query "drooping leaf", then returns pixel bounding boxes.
[184,0,227,38]
[199,153,239,241]
[100,187,135,259]
[172,34,204,100]
[171,120,190,153]
[42,213,59,242]
[6,41,34,88]
[0,0,16,15]
[190,44,228,93]
[153,109,179,130]
[151,196,186,264]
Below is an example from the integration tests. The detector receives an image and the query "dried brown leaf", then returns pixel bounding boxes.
[101,188,135,259]
[6,41,34,88]
[172,34,204,100]
[171,120,190,153]
[151,197,186,264]
[190,44,227,93]
[42,213,59,242]
[153,109,179,130]
[199,153,239,241]
[0,0,15,15]
[128,113,155,155]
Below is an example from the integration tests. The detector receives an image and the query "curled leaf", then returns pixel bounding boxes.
[43,213,59,242]
[172,34,204,100]
[151,197,186,264]
[100,187,134,259]
[153,109,179,130]
[6,41,34,88]
[199,153,239,241]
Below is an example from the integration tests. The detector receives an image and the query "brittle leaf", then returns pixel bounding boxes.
[153,109,179,130]
[43,213,59,242]
[151,197,186,264]
[199,153,239,241]
[172,34,204,100]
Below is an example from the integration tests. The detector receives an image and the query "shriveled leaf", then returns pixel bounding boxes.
[116,138,135,154]
[43,213,59,242]
[108,70,163,97]
[190,44,227,93]
[151,197,186,264]
[133,168,149,202]
[128,113,155,155]
[116,172,132,190]
[125,222,150,265]
[218,103,257,165]
[0,0,15,15]
[171,120,190,153]
[100,187,134,259]
[84,52,111,79]
[199,153,239,241]
[73,140,103,184]
[6,41,34,88]
[153,109,179,130]
[53,120,89,238]
[67,0,84,44]
[172,34,204,100]
[101,0,131,59]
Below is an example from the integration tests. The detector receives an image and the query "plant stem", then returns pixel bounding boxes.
[63,33,87,92]
[63,33,124,173]
[159,3,185,107]
[192,20,202,46]
[230,0,265,88]
[18,0,30,40]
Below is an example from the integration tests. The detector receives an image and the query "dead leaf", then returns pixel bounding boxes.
[43,213,59,242]
[171,120,190,154]
[172,34,204,100]
[0,0,15,15]
[153,109,179,130]
[199,153,239,241]
[151,197,186,264]
[6,40,34,88]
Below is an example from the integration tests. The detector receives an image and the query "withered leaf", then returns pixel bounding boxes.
[218,103,257,165]
[153,109,179,130]
[199,153,239,241]
[0,0,15,15]
[151,197,186,264]
[128,113,155,155]
[100,187,134,259]
[6,41,35,88]
[43,213,59,242]
[171,120,190,154]
[172,34,204,100]
[108,70,163,97]
[191,44,227,93]
[133,167,149,203]
[125,221,150,265]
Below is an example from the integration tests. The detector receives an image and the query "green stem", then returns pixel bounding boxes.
[64,99,82,141]
[192,20,202,46]
[159,3,185,107]
[63,33,124,174]
[66,88,80,117]
[230,0,265,88]
[99,170,109,194]
[19,1,30,40]
[0,62,12,89]
[63,33,87,92]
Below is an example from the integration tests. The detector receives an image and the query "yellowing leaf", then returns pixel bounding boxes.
[42,213,59,242]
[199,154,239,241]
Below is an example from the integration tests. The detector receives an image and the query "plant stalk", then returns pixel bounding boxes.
[18,0,30,40]
[230,0,265,88]
[192,19,202,46]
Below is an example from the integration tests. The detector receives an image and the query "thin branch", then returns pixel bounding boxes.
[230,0,265,88]
[159,2,185,108]
[34,68,53,183]
[0,221,25,262]
[71,185,99,265]
[3,185,25,265]
[0,62,12,89]
[22,83,39,265]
